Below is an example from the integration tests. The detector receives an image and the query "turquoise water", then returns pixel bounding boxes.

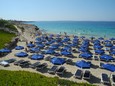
[26,21,115,38]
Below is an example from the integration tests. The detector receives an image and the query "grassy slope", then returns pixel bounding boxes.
[0,30,16,49]
[0,70,95,86]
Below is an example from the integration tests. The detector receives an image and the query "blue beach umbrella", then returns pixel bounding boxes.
[49,46,58,50]
[101,63,115,72]
[110,38,115,41]
[100,54,113,61]
[64,37,70,41]
[36,43,45,48]
[0,48,11,53]
[79,52,92,59]
[67,43,77,47]
[105,43,113,47]
[90,36,95,39]
[29,47,39,53]
[51,57,66,65]
[110,51,115,55]
[58,42,64,46]
[74,36,78,38]
[73,38,78,41]
[27,43,35,48]
[36,37,41,41]
[104,40,111,43]
[31,54,44,60]
[62,37,70,42]
[76,60,91,69]
[93,40,100,44]
[79,47,88,52]
[73,40,78,44]
[45,49,55,54]
[62,46,71,51]
[49,34,54,38]
[94,45,103,49]
[35,40,42,43]
[110,46,115,51]
[95,49,105,55]
[46,40,55,45]
[56,38,62,42]
[80,36,85,39]
[15,52,28,57]
[15,46,24,50]
[61,50,72,56]
[56,34,61,38]
[49,44,59,50]
[98,37,104,40]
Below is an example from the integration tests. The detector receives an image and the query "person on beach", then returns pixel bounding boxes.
[45,35,48,40]
[26,40,28,45]
[64,32,67,36]
[25,47,28,52]
[60,32,61,35]
[30,41,33,44]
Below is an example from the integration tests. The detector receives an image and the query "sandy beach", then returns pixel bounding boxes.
[0,23,115,86]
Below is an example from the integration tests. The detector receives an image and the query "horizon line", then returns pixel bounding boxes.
[21,20,115,22]
[1,18,115,22]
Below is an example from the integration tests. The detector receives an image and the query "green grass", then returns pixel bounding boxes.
[0,70,95,86]
[0,30,16,49]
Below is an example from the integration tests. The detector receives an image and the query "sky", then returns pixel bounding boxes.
[0,0,115,21]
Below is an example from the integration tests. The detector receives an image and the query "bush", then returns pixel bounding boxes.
[0,30,16,49]
[0,19,9,27]
[0,19,17,32]
[5,24,17,31]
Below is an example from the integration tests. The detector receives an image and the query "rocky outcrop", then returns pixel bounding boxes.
[4,37,19,49]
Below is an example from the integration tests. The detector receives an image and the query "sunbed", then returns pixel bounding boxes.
[110,74,115,86]
[28,55,32,59]
[19,61,31,68]
[56,66,66,75]
[14,60,25,66]
[66,59,73,64]
[29,62,41,69]
[83,70,91,79]
[94,56,99,60]
[0,60,9,67]
[36,63,48,70]
[5,58,16,63]
[100,62,104,68]
[48,65,58,74]
[74,69,83,79]
[44,56,51,61]
[101,73,110,84]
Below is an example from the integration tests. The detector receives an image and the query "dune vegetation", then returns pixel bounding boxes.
[0,70,95,86]
[0,19,17,31]
[0,19,17,49]
[0,30,16,49]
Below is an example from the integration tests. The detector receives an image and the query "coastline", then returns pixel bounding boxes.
[0,22,115,86]
[25,21,115,39]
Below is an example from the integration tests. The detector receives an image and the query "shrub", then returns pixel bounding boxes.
[0,30,16,49]
[0,19,17,32]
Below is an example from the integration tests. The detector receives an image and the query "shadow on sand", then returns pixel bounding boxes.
[92,64,99,69]
[37,68,48,73]
[57,71,73,78]
[86,74,101,84]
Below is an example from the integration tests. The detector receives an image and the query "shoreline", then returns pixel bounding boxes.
[25,21,115,39]
[0,22,115,86]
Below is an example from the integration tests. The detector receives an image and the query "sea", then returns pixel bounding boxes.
[25,21,115,38]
